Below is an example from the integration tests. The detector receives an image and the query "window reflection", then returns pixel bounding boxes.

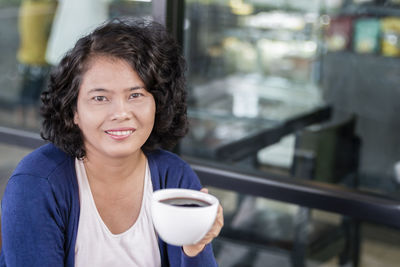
[182,0,400,196]
[15,0,56,129]
[182,1,328,162]
[182,1,400,265]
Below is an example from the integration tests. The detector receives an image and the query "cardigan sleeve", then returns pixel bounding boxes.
[0,174,65,266]
[181,244,218,267]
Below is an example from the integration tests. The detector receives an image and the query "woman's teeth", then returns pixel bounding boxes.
[106,130,133,136]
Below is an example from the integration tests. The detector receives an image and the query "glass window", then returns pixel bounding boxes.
[181,0,400,203]
[181,0,400,265]
[181,0,328,161]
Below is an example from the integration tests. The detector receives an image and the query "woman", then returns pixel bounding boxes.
[0,19,223,266]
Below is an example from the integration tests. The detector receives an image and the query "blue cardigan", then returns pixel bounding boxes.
[0,143,217,267]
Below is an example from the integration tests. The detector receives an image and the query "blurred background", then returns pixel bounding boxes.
[1,0,400,266]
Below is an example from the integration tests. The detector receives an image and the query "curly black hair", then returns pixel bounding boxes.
[40,19,188,159]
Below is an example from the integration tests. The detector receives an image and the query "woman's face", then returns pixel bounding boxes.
[74,56,156,159]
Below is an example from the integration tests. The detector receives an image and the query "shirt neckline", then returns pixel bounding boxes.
[77,158,150,238]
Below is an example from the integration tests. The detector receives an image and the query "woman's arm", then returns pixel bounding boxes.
[1,174,65,266]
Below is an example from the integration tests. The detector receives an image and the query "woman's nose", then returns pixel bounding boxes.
[110,99,132,121]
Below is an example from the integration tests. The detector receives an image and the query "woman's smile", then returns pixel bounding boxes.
[105,128,136,140]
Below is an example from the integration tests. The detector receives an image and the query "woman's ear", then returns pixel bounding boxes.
[73,112,79,126]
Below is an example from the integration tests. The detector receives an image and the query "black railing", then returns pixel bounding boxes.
[0,126,46,149]
[186,157,400,230]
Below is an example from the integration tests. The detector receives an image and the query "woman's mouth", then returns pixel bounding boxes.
[105,129,135,140]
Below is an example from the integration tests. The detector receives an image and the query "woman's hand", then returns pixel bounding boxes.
[182,188,224,257]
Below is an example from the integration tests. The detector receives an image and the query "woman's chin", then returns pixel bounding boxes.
[85,144,142,160]
[107,145,141,158]
[105,148,141,159]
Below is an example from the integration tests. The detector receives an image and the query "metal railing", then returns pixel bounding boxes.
[186,157,400,230]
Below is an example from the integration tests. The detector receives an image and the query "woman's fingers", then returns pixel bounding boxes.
[182,190,224,257]
[200,205,224,243]
[200,187,209,194]
[199,188,223,241]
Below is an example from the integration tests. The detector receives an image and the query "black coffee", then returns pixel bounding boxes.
[160,197,211,207]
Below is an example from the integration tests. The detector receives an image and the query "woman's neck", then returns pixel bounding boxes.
[82,149,145,188]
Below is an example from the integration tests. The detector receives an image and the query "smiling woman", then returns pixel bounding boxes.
[0,19,223,267]
[73,56,156,159]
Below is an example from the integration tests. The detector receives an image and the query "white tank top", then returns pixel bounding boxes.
[74,159,161,267]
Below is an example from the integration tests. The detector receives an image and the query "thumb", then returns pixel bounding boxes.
[200,188,209,194]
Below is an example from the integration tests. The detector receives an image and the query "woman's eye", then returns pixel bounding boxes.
[129,93,143,99]
[93,96,108,102]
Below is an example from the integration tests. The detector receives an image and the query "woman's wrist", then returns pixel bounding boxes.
[182,243,206,257]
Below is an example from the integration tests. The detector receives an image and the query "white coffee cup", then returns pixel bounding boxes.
[151,188,219,246]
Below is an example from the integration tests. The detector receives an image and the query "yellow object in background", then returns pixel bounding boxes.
[17,0,57,65]
[381,17,400,57]
[353,18,381,54]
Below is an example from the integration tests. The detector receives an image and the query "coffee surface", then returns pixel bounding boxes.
[160,197,210,207]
